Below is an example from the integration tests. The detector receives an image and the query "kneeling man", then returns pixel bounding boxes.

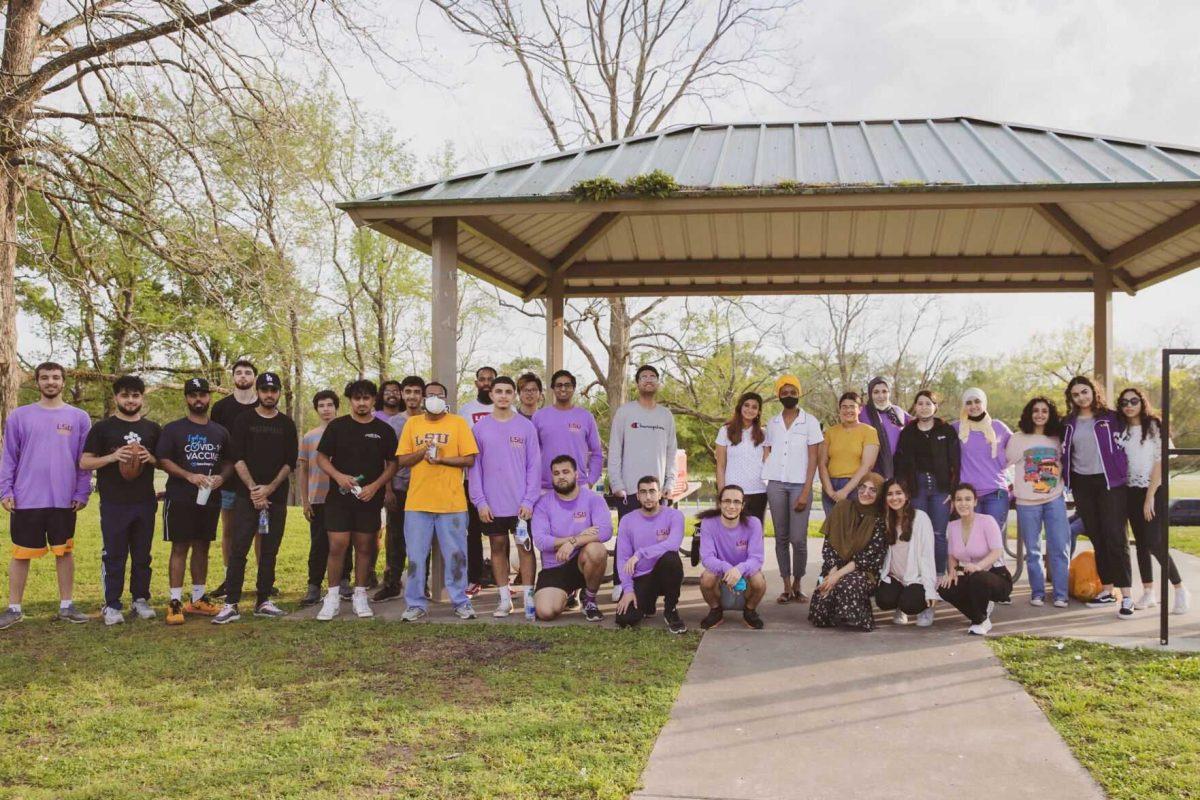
[532,455,612,621]
[614,476,686,633]
[699,485,767,630]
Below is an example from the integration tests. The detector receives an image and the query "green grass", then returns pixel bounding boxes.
[992,637,1200,800]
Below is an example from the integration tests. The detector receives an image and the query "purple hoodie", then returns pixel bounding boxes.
[532,405,604,488]
[1062,410,1128,489]
[0,404,92,508]
[615,506,685,591]
[699,514,764,577]
[531,487,613,569]
[467,413,541,516]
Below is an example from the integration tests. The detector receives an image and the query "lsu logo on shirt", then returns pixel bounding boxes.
[567,422,582,433]
[416,433,450,446]
[56,423,74,435]
[735,538,749,550]
[508,435,526,449]
[655,527,670,542]
[572,510,588,521]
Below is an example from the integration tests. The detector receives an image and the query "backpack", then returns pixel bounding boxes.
[1069,551,1103,601]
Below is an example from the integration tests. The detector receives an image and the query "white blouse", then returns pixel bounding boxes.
[716,425,767,494]
[1119,424,1163,489]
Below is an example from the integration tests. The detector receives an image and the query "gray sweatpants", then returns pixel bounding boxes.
[767,480,813,581]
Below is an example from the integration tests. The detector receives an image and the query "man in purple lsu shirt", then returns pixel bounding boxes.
[614,475,687,634]
[698,484,767,630]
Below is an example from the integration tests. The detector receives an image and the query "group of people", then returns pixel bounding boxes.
[0,359,1190,638]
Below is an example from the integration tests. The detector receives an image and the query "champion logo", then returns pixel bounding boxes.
[631,422,666,431]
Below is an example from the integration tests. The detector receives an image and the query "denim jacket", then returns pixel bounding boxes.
[1061,410,1128,490]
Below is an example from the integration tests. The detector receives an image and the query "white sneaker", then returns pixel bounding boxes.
[1173,586,1190,615]
[400,606,427,622]
[1135,589,1158,610]
[1053,598,1069,608]
[1030,596,1044,607]
[102,606,125,626]
[254,601,286,618]
[1118,597,1135,619]
[968,618,993,636]
[611,584,623,602]
[131,599,156,620]
[352,591,374,618]
[317,592,340,621]
[916,607,935,627]
[493,596,513,618]
[892,610,908,625]
[455,603,476,620]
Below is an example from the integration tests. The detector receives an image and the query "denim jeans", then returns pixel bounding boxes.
[911,472,951,575]
[403,510,469,611]
[975,489,1010,533]
[821,476,851,517]
[1015,494,1071,602]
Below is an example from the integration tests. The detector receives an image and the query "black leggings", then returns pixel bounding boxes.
[744,492,768,522]
[938,566,1012,625]
[1125,486,1182,586]
[1071,473,1131,588]
[874,580,928,615]
[615,552,684,627]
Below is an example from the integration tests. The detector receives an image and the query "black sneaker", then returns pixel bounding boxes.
[1086,593,1117,608]
[1118,597,1135,619]
[583,601,603,622]
[299,585,321,608]
[373,583,402,603]
[565,591,579,609]
[742,609,764,630]
[210,582,227,599]
[700,608,724,630]
[664,608,686,635]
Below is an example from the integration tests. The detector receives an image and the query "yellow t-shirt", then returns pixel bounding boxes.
[397,414,479,513]
[825,422,880,478]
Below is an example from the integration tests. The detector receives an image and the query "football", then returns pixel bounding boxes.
[120,445,146,481]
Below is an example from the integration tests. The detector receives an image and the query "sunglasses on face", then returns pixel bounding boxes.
[1118,398,1141,407]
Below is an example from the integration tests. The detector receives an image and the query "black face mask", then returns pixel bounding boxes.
[779,396,799,409]
[968,412,986,422]
[477,388,492,405]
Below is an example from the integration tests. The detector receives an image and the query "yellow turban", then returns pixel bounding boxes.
[774,374,801,396]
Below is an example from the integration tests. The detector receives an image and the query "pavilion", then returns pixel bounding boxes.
[338,117,1200,400]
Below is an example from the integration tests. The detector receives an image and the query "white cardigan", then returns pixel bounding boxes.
[879,509,939,602]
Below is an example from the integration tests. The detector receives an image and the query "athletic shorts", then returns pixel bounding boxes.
[482,515,519,537]
[220,489,237,510]
[535,552,587,594]
[324,500,383,534]
[10,508,77,558]
[162,499,220,543]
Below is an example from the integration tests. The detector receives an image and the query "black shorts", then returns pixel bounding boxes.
[10,508,77,558]
[324,500,383,534]
[162,499,220,543]
[482,516,519,537]
[535,552,587,594]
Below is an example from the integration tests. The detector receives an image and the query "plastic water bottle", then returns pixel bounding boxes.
[339,474,366,496]
[515,519,531,550]
[734,577,747,592]
[257,508,269,536]
[524,587,536,620]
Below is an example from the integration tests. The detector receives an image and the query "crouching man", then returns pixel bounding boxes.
[614,476,686,634]
[699,484,767,630]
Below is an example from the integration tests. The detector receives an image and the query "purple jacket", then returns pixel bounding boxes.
[1061,410,1127,489]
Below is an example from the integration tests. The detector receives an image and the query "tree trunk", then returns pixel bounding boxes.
[603,297,632,425]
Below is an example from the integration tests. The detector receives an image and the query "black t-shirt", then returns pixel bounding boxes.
[912,426,935,473]
[228,410,299,504]
[210,394,258,435]
[155,417,229,506]
[82,416,162,504]
[316,415,399,512]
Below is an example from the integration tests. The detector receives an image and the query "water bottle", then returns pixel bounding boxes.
[257,508,269,536]
[734,577,747,592]
[515,518,531,550]
[339,474,366,496]
[524,586,536,620]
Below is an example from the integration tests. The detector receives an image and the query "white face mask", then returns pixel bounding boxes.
[424,396,447,415]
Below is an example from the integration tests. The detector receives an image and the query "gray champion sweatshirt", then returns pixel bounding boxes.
[606,401,677,495]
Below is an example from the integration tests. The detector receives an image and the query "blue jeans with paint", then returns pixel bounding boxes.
[821,476,852,517]
[975,489,1010,534]
[912,472,951,575]
[404,510,469,611]
[1015,494,1071,602]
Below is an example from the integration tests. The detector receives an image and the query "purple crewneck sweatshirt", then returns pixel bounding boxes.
[951,419,1013,494]
[532,405,604,488]
[531,487,613,569]
[467,413,541,516]
[699,515,764,577]
[615,505,685,591]
[0,404,92,508]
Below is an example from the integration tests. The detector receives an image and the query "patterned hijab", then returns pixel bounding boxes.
[822,472,885,561]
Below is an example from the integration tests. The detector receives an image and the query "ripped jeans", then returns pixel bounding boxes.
[404,510,469,611]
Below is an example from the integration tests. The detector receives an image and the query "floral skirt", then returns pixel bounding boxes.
[808,571,878,631]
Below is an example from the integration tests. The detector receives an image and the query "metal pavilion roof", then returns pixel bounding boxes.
[339,117,1200,299]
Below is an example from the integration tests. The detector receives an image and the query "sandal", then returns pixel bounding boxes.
[776,591,793,604]
[794,591,809,603]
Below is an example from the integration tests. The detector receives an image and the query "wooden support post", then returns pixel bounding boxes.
[429,217,459,602]
[546,274,565,375]
[1093,267,1113,400]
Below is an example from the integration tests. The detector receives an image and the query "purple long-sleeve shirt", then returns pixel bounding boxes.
[532,405,604,489]
[699,515,764,578]
[0,404,92,508]
[615,506,685,591]
[859,404,909,454]
[467,413,541,517]
[531,487,613,569]
[952,419,1013,494]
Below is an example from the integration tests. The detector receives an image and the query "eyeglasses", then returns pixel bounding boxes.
[551,383,574,389]
[719,498,744,506]
[858,486,878,495]
[1118,398,1141,407]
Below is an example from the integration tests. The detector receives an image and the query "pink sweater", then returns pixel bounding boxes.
[946,514,1004,569]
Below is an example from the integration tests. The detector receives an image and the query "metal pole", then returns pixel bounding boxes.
[1159,349,1171,646]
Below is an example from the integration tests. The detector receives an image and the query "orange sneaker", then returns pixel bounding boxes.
[185,595,221,616]
[166,599,185,625]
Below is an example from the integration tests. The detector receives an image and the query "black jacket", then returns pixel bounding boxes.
[894,419,960,493]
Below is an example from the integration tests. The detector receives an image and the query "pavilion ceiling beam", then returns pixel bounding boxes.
[524,211,623,299]
[566,256,1094,281]
[1103,202,1200,270]
[563,278,1093,297]
[1033,203,1136,294]
[370,220,528,298]
[460,216,552,277]
[1129,250,1200,291]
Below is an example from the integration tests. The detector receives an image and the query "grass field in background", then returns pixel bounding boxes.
[992,637,1200,800]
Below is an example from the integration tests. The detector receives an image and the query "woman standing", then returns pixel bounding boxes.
[938,483,1013,635]
[1116,387,1190,615]
[951,388,1012,531]
[860,376,910,479]
[818,392,881,516]
[808,473,889,632]
[715,392,768,521]
[875,479,938,627]
[1005,397,1071,608]
[1063,376,1133,618]
[894,390,959,574]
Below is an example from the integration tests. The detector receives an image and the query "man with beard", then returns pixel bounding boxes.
[209,360,259,598]
[458,366,495,596]
[614,476,687,634]
[0,362,92,629]
[698,485,767,630]
[155,378,232,625]
[80,375,161,626]
[376,380,403,421]
[376,375,426,602]
[213,372,298,624]
[531,455,613,622]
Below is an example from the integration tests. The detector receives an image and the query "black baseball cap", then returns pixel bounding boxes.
[257,372,282,390]
[184,377,210,395]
